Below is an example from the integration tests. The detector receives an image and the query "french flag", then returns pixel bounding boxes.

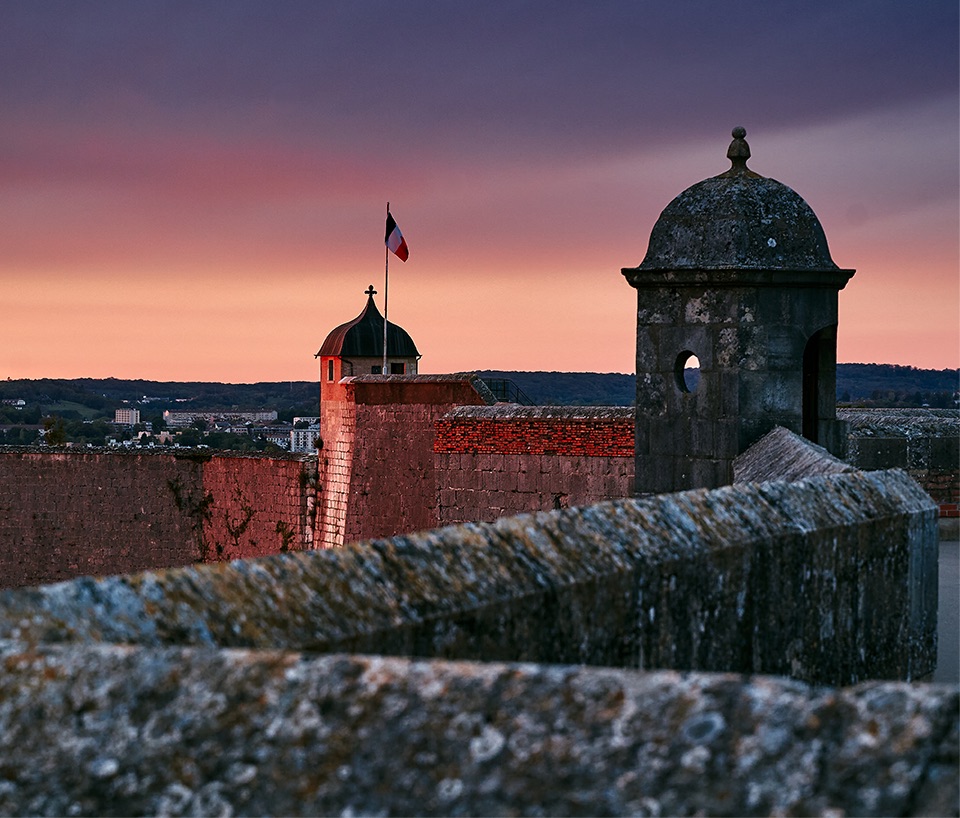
[385,211,409,262]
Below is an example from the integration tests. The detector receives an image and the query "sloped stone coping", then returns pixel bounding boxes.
[840,407,959,438]
[733,425,856,484]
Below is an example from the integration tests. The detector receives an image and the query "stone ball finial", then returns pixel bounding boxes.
[727,126,751,172]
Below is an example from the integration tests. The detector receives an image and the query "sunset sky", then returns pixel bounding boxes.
[1,0,957,383]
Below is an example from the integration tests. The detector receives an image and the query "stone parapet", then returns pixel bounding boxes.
[840,408,959,532]
[0,645,954,817]
[733,425,857,484]
[0,469,937,685]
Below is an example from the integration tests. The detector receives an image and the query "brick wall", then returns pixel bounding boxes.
[0,450,315,590]
[434,407,634,524]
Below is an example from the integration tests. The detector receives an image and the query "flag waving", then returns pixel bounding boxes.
[385,211,409,262]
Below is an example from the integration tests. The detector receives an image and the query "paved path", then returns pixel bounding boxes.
[935,540,958,683]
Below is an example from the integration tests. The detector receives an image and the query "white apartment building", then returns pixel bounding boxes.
[114,408,141,426]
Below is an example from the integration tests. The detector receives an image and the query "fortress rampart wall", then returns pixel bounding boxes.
[0,406,954,591]
[316,375,493,548]
[0,445,948,814]
[434,406,634,524]
[0,468,937,684]
[200,454,316,561]
[840,408,959,531]
[0,451,315,590]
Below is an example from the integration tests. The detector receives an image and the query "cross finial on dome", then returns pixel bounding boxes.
[365,284,377,298]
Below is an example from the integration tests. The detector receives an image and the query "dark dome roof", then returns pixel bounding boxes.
[638,128,839,272]
[317,287,420,358]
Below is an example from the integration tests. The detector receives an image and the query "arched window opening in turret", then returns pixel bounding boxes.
[803,326,837,444]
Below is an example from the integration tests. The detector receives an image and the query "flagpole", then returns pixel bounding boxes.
[383,201,389,375]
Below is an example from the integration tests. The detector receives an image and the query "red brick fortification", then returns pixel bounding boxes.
[916,470,959,519]
[316,375,494,549]
[0,450,316,590]
[434,407,635,524]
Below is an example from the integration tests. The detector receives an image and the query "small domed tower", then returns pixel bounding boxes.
[315,285,421,386]
[622,128,855,494]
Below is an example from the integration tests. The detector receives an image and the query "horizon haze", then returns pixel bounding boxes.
[2,1,957,383]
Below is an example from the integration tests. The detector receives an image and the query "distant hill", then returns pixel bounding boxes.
[475,371,636,406]
[833,364,958,404]
[479,365,958,407]
[0,364,955,415]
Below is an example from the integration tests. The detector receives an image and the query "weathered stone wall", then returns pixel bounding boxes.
[434,406,634,524]
[0,451,202,589]
[0,469,937,684]
[733,425,856,484]
[0,646,954,817]
[0,467,949,816]
[339,400,454,542]
[0,450,315,590]
[201,455,316,561]
[623,276,850,495]
[316,396,357,548]
[841,408,960,527]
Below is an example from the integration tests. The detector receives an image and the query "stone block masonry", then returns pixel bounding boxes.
[841,408,960,532]
[0,468,949,816]
[200,454,316,562]
[0,646,954,817]
[316,375,493,548]
[0,464,949,816]
[435,406,634,523]
[0,468,937,685]
[0,450,316,590]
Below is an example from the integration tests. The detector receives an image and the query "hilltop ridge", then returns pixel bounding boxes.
[0,364,955,413]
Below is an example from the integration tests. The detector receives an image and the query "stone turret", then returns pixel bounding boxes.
[622,127,855,494]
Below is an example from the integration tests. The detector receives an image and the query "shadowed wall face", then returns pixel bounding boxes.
[0,469,937,685]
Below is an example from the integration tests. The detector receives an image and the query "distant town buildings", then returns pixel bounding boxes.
[163,410,278,428]
[291,417,320,453]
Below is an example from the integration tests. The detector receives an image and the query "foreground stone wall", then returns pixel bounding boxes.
[434,406,634,524]
[0,645,954,817]
[0,451,315,589]
[0,469,937,684]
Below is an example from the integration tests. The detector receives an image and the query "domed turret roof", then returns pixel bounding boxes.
[637,128,839,272]
[316,286,420,358]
